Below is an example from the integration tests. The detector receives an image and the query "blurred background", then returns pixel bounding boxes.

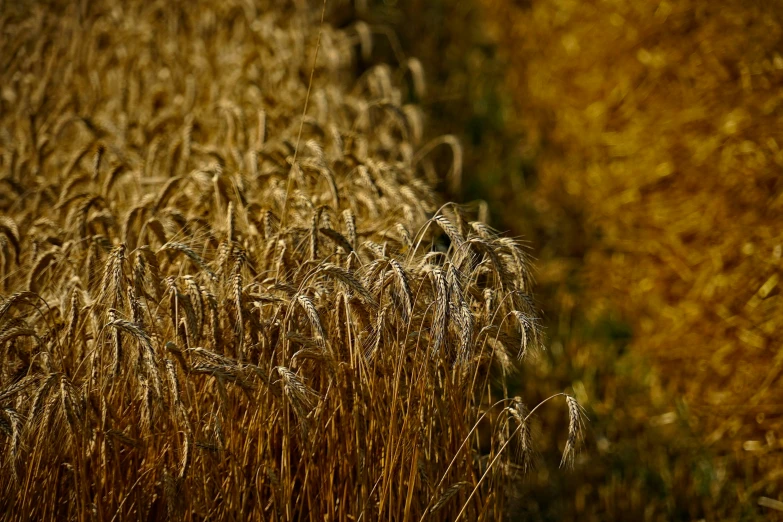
[337,0,783,519]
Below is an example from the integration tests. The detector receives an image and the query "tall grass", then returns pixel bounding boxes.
[0,1,579,520]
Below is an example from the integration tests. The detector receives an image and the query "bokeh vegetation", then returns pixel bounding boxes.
[369,0,783,519]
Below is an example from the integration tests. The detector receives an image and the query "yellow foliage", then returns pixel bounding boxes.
[484,0,783,507]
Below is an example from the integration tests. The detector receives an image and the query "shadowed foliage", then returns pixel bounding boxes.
[477,0,783,518]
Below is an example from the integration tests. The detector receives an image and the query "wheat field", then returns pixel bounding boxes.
[0,1,582,520]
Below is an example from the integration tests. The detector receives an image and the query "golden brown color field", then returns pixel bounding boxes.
[359,0,783,519]
[0,0,586,520]
[478,0,783,518]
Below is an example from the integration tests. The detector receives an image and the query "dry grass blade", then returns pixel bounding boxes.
[276,366,318,430]
[510,398,534,472]
[0,325,38,345]
[0,376,39,404]
[159,242,215,279]
[319,227,354,253]
[0,217,21,264]
[413,135,463,194]
[342,209,357,249]
[560,395,585,469]
[0,292,45,322]
[296,294,326,349]
[317,263,378,309]
[456,301,474,363]
[389,259,413,323]
[98,244,126,310]
[433,214,464,248]
[430,268,449,355]
[510,310,539,360]
[430,482,470,513]
[108,309,123,378]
